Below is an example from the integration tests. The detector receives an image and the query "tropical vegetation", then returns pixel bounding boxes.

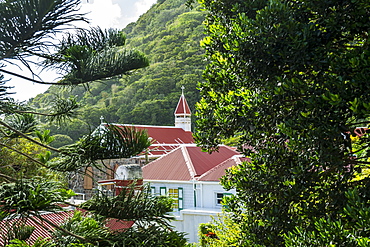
[0,0,187,245]
[30,0,206,143]
[193,0,370,246]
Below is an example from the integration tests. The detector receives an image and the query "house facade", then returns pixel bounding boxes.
[142,144,247,242]
[70,91,247,242]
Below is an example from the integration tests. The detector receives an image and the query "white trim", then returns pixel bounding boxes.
[114,124,183,129]
[182,146,196,178]
[144,179,221,185]
[98,182,115,186]
[171,207,222,221]
[149,143,197,147]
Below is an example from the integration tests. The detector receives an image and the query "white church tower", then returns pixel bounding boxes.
[174,87,192,132]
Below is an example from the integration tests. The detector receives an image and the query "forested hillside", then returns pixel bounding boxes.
[30,0,205,143]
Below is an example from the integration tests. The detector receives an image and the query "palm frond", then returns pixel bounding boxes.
[0,179,75,213]
[2,113,38,138]
[58,47,149,85]
[47,124,151,172]
[0,0,85,60]
[80,184,174,226]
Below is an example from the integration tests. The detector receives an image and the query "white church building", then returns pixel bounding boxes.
[87,91,247,243]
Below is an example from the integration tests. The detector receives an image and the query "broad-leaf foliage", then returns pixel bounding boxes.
[195,0,370,245]
[0,0,182,245]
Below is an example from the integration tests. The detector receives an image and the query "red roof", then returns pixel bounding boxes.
[0,210,133,245]
[142,145,242,181]
[0,210,75,245]
[199,156,250,181]
[106,219,134,232]
[114,124,194,157]
[174,94,191,115]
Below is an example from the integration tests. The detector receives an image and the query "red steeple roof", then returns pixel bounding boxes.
[174,94,191,115]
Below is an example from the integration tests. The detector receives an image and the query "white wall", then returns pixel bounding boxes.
[144,180,237,243]
[145,180,237,210]
[194,182,236,209]
[171,208,221,243]
[146,181,194,209]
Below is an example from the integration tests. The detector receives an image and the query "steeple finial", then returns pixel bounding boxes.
[174,88,191,132]
[100,116,104,124]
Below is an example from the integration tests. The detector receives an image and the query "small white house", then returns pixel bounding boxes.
[80,91,248,242]
[142,144,248,243]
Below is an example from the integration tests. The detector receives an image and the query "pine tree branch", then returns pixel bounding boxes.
[0,0,86,61]
[29,212,97,245]
[0,68,71,85]
[0,142,45,167]
[13,109,74,118]
[0,172,17,182]
[347,121,370,127]
[10,110,55,117]
[22,48,64,63]
[0,119,59,152]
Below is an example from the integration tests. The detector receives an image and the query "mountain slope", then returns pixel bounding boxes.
[30,0,205,141]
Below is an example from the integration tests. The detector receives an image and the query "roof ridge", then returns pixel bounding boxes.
[197,154,244,181]
[221,145,240,152]
[114,124,181,129]
[181,146,196,178]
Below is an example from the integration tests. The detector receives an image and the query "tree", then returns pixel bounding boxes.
[194,0,370,245]
[27,0,205,139]
[0,0,150,177]
[0,0,185,245]
[55,186,187,246]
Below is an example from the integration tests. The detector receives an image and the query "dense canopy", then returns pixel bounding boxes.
[0,0,186,245]
[194,0,370,246]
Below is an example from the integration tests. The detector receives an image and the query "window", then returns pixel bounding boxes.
[160,187,167,196]
[216,193,232,206]
[167,187,184,211]
[168,188,178,210]
[150,186,156,195]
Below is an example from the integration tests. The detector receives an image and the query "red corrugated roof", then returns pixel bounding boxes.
[0,210,75,245]
[106,219,134,232]
[174,94,191,115]
[187,146,240,176]
[199,156,250,181]
[114,124,194,157]
[128,125,194,144]
[143,147,192,180]
[142,145,242,181]
[0,210,133,245]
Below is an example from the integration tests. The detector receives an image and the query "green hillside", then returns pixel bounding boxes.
[30,0,205,142]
